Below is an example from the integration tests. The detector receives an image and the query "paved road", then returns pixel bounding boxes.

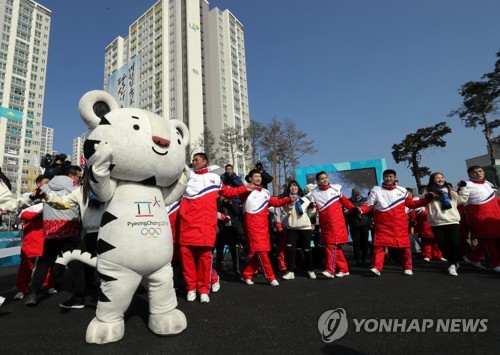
[1,255,499,354]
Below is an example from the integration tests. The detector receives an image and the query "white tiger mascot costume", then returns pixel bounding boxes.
[58,90,190,344]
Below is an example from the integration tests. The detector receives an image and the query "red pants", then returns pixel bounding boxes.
[421,239,443,260]
[466,241,484,262]
[372,245,412,271]
[211,267,219,286]
[480,239,500,267]
[16,254,54,293]
[276,231,287,272]
[180,245,213,294]
[323,244,349,274]
[242,251,276,281]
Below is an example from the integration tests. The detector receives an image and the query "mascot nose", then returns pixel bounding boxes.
[152,136,170,147]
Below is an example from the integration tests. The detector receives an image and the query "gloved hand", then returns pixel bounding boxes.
[458,180,467,188]
[29,188,45,201]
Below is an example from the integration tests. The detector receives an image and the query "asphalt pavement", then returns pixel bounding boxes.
[1,253,499,354]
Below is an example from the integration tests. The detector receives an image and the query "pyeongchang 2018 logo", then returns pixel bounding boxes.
[318,308,488,343]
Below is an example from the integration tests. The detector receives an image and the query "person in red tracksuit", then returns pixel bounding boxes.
[308,171,358,278]
[179,153,248,304]
[238,169,294,286]
[461,166,500,271]
[360,169,433,276]
[413,206,444,261]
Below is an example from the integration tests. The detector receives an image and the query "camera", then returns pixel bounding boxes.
[41,153,70,177]
[255,162,264,171]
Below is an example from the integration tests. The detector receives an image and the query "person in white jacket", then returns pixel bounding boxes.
[43,168,105,308]
[424,172,469,276]
[281,180,317,280]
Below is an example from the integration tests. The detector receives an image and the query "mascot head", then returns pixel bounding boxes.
[79,90,189,187]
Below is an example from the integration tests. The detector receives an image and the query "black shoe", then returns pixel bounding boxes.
[60,296,85,309]
[24,293,38,307]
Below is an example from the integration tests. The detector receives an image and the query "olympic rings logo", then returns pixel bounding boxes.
[141,228,162,238]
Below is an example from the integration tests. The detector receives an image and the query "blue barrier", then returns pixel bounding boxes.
[0,231,22,267]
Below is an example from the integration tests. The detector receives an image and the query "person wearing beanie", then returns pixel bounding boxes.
[346,187,372,265]
[460,166,500,272]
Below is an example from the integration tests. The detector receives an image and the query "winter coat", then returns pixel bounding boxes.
[41,175,80,239]
[240,188,291,252]
[463,179,500,238]
[309,184,355,244]
[361,185,429,248]
[18,203,44,257]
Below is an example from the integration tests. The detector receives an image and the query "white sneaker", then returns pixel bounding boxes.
[211,282,220,293]
[47,288,58,295]
[308,271,317,279]
[448,264,458,276]
[200,294,210,303]
[14,292,24,300]
[492,266,500,272]
[423,257,430,262]
[335,272,350,278]
[282,272,295,280]
[321,271,335,278]
[404,269,413,276]
[270,279,279,286]
[440,258,448,262]
[241,277,254,285]
[370,268,381,276]
[187,290,196,302]
[463,256,486,269]
[0,296,5,307]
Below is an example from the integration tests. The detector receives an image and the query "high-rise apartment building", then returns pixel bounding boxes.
[71,130,88,167]
[0,0,51,194]
[40,125,53,157]
[205,7,250,173]
[103,0,250,173]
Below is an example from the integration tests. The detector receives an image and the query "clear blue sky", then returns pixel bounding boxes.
[39,0,500,188]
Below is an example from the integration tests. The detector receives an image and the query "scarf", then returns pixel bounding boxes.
[295,197,304,216]
[438,186,452,211]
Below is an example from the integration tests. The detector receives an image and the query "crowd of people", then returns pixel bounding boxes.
[1,153,499,309]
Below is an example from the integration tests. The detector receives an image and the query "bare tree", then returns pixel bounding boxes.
[246,120,267,166]
[219,126,245,167]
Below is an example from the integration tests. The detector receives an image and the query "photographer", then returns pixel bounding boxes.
[246,162,273,190]
[41,153,70,178]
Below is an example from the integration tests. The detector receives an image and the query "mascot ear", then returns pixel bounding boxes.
[79,90,120,129]
[171,120,190,147]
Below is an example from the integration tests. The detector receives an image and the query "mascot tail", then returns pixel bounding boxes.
[52,250,97,277]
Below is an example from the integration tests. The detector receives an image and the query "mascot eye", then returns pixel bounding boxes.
[133,124,140,130]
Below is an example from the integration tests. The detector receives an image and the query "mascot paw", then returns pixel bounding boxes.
[149,309,187,336]
[86,317,125,344]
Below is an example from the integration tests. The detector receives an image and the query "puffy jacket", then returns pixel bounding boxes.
[179,169,243,247]
[361,185,429,247]
[41,175,80,239]
[18,203,44,257]
[463,179,500,238]
[309,184,355,244]
[240,188,291,252]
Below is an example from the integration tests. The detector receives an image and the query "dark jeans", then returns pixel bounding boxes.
[431,224,460,266]
[349,226,370,262]
[30,235,82,295]
[285,229,313,272]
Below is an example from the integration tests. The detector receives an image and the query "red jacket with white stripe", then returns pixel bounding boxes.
[360,185,430,247]
[309,184,355,244]
[179,169,244,247]
[463,179,500,238]
[239,188,291,252]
